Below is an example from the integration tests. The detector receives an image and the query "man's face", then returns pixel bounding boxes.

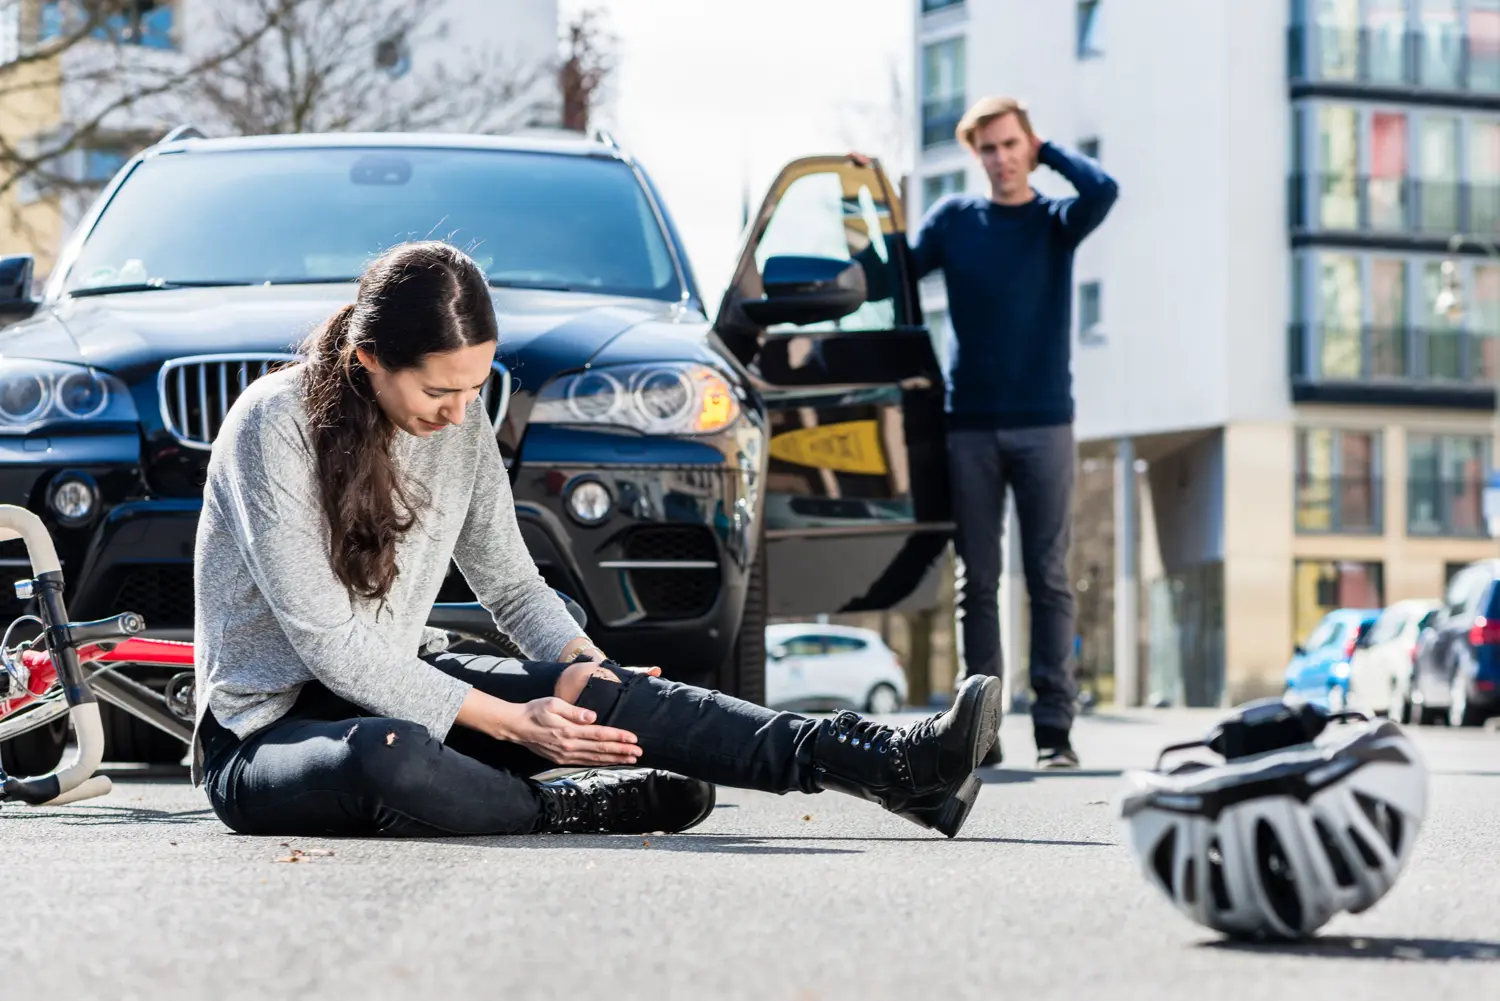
[972,112,1034,198]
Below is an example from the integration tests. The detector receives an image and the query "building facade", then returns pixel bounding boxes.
[0,0,560,279]
[912,0,1500,706]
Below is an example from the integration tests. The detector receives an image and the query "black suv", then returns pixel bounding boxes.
[0,129,952,768]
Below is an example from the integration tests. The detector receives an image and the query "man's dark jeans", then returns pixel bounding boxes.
[948,424,1079,738]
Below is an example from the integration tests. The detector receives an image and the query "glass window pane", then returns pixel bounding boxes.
[1318,253,1362,377]
[1475,264,1500,379]
[1369,112,1409,230]
[1317,106,1359,228]
[1420,0,1463,89]
[1370,0,1410,84]
[1421,116,1460,232]
[1422,260,1464,378]
[1473,122,1500,235]
[1371,258,1408,376]
[1472,0,1500,92]
[1316,0,1361,80]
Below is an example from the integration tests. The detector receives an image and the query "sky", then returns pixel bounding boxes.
[559,0,914,308]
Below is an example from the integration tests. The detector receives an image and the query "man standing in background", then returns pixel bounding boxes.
[875,96,1118,768]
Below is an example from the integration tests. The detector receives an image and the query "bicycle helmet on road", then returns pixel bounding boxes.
[1118,698,1428,940]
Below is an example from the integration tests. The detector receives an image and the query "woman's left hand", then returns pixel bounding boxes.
[560,637,661,676]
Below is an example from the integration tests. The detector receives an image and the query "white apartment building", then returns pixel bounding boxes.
[913,0,1500,706]
[1,0,560,273]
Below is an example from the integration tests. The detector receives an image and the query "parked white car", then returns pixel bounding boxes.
[1348,598,1441,717]
[764,624,908,714]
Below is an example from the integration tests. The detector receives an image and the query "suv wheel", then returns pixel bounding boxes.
[0,715,68,778]
[718,533,767,706]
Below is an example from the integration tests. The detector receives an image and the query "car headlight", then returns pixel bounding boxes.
[0,360,137,434]
[531,363,741,435]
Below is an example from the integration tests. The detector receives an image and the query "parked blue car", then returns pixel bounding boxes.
[1285,608,1380,710]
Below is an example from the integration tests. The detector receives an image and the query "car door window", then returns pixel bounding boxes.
[748,166,900,333]
[780,635,829,657]
[822,636,869,656]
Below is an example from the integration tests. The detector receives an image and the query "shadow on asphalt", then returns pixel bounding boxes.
[978,768,1124,784]
[0,803,214,826]
[1202,935,1500,962]
[447,832,1116,854]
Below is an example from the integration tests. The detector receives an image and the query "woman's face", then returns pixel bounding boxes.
[357,341,497,438]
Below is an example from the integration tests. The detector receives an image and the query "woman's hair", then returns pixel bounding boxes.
[298,241,497,603]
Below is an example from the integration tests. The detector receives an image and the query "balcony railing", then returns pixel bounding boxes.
[922,95,966,149]
[1290,324,1500,388]
[1288,173,1500,238]
[1409,477,1490,536]
[1296,474,1384,535]
[1289,24,1500,95]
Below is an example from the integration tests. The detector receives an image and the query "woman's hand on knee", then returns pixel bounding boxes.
[499,696,642,767]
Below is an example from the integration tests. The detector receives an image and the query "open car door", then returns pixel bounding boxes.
[716,155,951,618]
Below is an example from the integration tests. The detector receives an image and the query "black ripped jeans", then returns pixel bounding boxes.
[198,652,827,837]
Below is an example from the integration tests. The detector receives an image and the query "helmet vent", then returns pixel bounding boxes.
[1354,791,1404,856]
[1348,824,1383,868]
[1151,827,1177,893]
[1206,838,1232,912]
[1314,817,1356,888]
[1254,819,1304,931]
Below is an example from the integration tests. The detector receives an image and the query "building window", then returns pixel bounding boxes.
[1293,0,1500,92]
[1293,560,1385,650]
[1078,281,1103,343]
[1408,432,1491,536]
[39,1,176,50]
[922,170,964,214]
[1077,0,1103,59]
[1293,249,1500,387]
[921,37,966,149]
[1078,137,1101,162]
[921,0,964,12]
[1295,427,1383,534]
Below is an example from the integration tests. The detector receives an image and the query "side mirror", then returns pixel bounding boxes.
[740,254,866,328]
[0,255,39,323]
[767,645,787,662]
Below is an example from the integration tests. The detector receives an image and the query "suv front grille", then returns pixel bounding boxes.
[618,526,720,620]
[109,565,196,629]
[158,354,513,450]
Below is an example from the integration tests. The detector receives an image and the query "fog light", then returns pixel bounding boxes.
[49,472,98,525]
[567,479,612,524]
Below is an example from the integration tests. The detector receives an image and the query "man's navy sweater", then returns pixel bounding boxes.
[911,142,1118,429]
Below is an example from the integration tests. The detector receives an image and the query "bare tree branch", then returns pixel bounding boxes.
[192,0,556,138]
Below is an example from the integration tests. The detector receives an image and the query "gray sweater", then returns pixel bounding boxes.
[190,366,585,783]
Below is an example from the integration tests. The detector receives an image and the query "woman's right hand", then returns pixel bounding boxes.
[498,697,643,767]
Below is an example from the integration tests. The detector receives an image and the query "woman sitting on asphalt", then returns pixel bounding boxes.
[190,241,1001,839]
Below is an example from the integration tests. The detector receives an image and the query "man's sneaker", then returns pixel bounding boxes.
[1037,745,1080,769]
[809,674,1003,838]
[534,768,716,834]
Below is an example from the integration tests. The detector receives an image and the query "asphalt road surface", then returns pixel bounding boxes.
[4,707,1497,1001]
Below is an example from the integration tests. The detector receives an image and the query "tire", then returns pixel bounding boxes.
[718,533,767,706]
[1396,684,1414,725]
[100,702,187,765]
[0,715,67,778]
[866,683,902,715]
[1449,673,1486,728]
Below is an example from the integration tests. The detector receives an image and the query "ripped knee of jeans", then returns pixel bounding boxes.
[555,660,630,703]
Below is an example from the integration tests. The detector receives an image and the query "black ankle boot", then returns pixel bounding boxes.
[533,768,716,835]
[809,675,1003,838]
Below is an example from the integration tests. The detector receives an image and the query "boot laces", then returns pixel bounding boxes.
[831,712,912,782]
[549,774,648,831]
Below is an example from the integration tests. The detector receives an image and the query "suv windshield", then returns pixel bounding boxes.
[62,146,682,300]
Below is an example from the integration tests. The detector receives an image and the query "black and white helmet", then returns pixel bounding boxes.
[1118,698,1427,940]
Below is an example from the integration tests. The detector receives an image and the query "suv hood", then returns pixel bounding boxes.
[2,284,678,388]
